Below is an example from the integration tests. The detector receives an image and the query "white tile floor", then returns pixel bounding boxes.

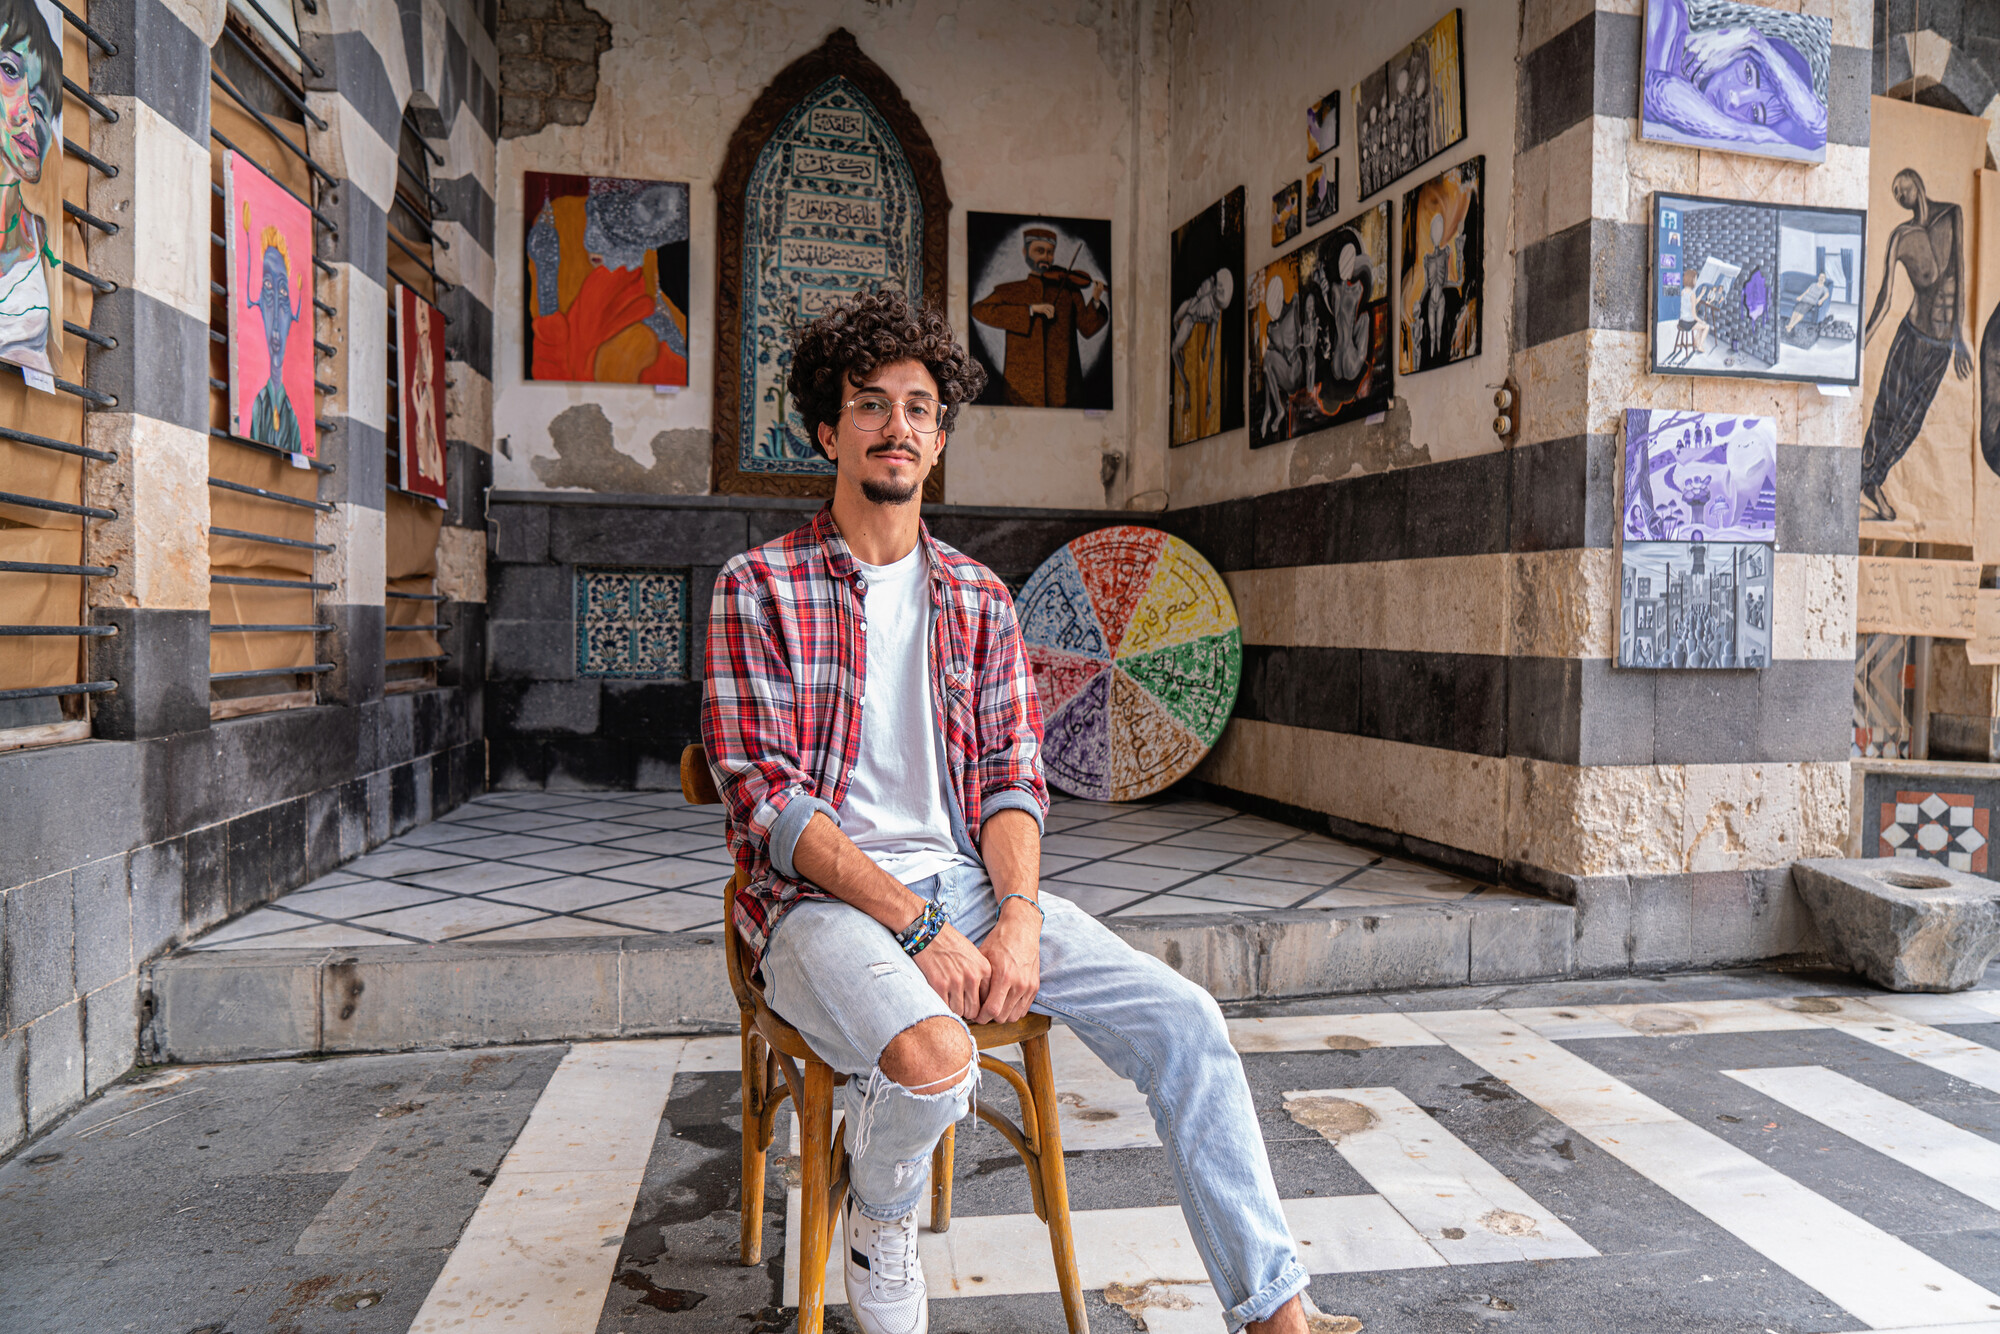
[186,789,1520,951]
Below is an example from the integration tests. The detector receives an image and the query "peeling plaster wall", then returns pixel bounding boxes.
[1164,0,1520,508]
[493,0,1170,510]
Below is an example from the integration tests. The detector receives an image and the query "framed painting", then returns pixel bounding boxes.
[1354,9,1465,202]
[1271,181,1301,248]
[1249,200,1392,448]
[523,173,688,385]
[226,150,316,458]
[1619,540,1773,669]
[1649,191,1865,386]
[967,212,1111,411]
[712,29,950,498]
[1305,163,1337,229]
[1642,0,1830,163]
[1623,407,1776,543]
[0,0,61,382]
[1169,186,1244,447]
[1398,155,1482,374]
[397,284,448,503]
[1306,91,1338,161]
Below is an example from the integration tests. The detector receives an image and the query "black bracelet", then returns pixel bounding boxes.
[898,900,946,957]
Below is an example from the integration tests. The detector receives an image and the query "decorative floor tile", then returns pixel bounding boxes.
[455,916,644,941]
[390,822,496,849]
[402,862,565,895]
[1158,829,1291,854]
[583,892,728,933]
[1099,808,1225,830]
[552,799,659,820]
[189,906,320,947]
[1035,854,1089,876]
[477,791,592,811]
[1292,885,1438,908]
[504,845,656,875]
[457,809,584,834]
[1258,840,1377,867]
[1342,867,1478,896]
[1106,843,1242,873]
[280,880,449,918]
[354,898,546,941]
[576,566,687,679]
[1050,861,1200,893]
[608,808,721,831]
[1168,874,1324,909]
[1045,885,1147,916]
[204,921,405,950]
[597,829,717,857]
[483,876,665,913]
[597,859,736,891]
[1041,833,1145,858]
[1221,855,1351,887]
[433,833,575,861]
[344,847,477,879]
[290,870,365,894]
[1878,789,1991,873]
[533,819,658,845]
[1109,893,1267,917]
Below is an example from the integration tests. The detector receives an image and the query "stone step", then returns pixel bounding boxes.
[142,897,1580,1063]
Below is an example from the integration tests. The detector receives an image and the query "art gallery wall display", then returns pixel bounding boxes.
[1861,97,1987,548]
[525,172,689,385]
[968,212,1112,411]
[226,151,316,458]
[1249,200,1393,448]
[1271,181,1301,247]
[1649,191,1866,386]
[1169,186,1245,448]
[1623,408,1776,543]
[1619,540,1773,669]
[1305,163,1337,229]
[0,0,62,382]
[396,285,449,504]
[713,30,950,497]
[1641,0,1830,163]
[1397,155,1482,374]
[1354,8,1466,201]
[1976,169,2000,565]
[1307,91,1338,161]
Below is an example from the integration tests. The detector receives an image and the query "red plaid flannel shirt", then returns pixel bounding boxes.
[700,507,1049,967]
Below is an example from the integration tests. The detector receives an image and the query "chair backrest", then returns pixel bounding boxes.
[682,743,758,1014]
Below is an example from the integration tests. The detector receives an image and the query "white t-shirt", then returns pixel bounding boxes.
[840,543,971,885]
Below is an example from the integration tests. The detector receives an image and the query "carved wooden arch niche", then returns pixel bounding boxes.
[713,29,951,498]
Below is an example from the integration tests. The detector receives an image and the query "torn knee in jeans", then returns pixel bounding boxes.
[877,1013,975,1094]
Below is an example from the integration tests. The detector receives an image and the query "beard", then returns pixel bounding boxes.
[860,473,920,505]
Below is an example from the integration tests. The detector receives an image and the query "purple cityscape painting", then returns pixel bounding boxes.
[1642,0,1830,164]
[1623,407,1777,542]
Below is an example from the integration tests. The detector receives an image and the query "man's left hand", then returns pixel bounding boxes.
[975,903,1041,1024]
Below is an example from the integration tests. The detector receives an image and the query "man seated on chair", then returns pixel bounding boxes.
[701,289,1311,1334]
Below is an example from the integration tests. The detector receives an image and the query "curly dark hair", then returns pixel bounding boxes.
[787,289,986,456]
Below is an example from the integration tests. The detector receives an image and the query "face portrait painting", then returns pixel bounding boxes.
[0,0,60,377]
[1642,0,1830,161]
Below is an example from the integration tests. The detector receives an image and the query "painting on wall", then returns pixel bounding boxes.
[968,212,1111,411]
[1641,0,1830,164]
[1354,9,1465,201]
[1619,540,1773,669]
[1861,97,1987,547]
[1307,91,1338,161]
[1249,200,1392,449]
[396,284,448,504]
[226,151,316,458]
[713,31,950,497]
[0,0,61,381]
[1623,408,1776,542]
[1397,156,1482,374]
[1169,186,1244,448]
[1977,169,2000,564]
[1649,191,1866,386]
[1271,181,1301,247]
[524,173,689,386]
[1304,163,1337,229]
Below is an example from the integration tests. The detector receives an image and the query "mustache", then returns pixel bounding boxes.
[866,442,920,458]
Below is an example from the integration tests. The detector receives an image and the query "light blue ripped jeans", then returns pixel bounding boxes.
[760,861,1308,1330]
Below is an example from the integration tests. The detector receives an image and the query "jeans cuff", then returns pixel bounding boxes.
[1226,1258,1309,1331]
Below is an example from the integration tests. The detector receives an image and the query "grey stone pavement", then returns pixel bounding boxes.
[6,963,2000,1334]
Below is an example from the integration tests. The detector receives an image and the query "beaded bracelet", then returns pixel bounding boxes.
[897,900,946,957]
[997,892,1045,925]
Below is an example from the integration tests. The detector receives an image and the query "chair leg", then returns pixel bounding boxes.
[1023,1034,1089,1334]
[929,1122,955,1233]
[797,1058,836,1334]
[739,1026,768,1265]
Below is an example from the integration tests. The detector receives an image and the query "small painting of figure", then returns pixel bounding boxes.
[1169,187,1244,447]
[0,0,61,379]
[1642,0,1830,163]
[1306,91,1338,161]
[1623,407,1777,543]
[397,284,448,503]
[1353,9,1465,201]
[525,173,689,384]
[226,152,315,458]
[1249,200,1392,448]
[1304,164,1336,229]
[968,212,1112,410]
[1398,156,1482,374]
[1620,540,1773,670]
[1271,181,1300,248]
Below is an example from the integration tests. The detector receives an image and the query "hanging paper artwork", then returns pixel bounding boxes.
[1623,408,1776,542]
[0,0,62,382]
[1249,200,1392,448]
[1641,0,1830,163]
[968,212,1112,411]
[1398,156,1482,374]
[1306,91,1338,161]
[524,173,688,385]
[1353,9,1465,201]
[1168,186,1244,447]
[226,150,315,458]
[397,284,448,503]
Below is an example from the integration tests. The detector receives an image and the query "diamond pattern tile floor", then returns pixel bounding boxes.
[183,789,1509,950]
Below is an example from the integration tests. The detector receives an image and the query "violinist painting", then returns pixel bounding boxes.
[225,151,315,458]
[0,0,62,379]
[524,172,689,385]
[1642,0,1829,164]
[1169,187,1244,447]
[968,212,1111,410]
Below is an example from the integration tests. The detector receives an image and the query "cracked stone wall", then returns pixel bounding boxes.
[497,0,612,138]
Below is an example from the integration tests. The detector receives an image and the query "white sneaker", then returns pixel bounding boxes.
[841,1194,928,1334]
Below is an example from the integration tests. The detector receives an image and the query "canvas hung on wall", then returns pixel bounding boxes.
[1623,408,1776,542]
[1305,163,1336,229]
[1620,540,1773,669]
[1642,0,1830,163]
[1307,91,1338,161]
[1650,191,1866,385]
[396,284,448,504]
[968,212,1111,411]
[226,151,315,458]
[525,173,689,386]
[1249,200,1393,449]
[1354,9,1465,202]
[1169,186,1244,448]
[1398,155,1482,374]
[1271,181,1301,247]
[0,0,61,382]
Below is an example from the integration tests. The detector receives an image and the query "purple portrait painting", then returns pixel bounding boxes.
[1642,0,1829,163]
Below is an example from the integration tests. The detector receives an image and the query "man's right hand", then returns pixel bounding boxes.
[914,924,991,1018]
[1029,302,1056,319]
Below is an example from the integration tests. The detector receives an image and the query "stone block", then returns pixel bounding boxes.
[321,941,622,1051]
[84,974,138,1095]
[24,1001,83,1128]
[305,782,365,883]
[548,506,750,567]
[1567,874,1633,974]
[5,873,73,1030]
[182,823,228,934]
[619,934,737,1033]
[1792,857,2000,991]
[227,799,308,915]
[0,1028,22,1156]
[1470,900,1576,982]
[365,769,393,846]
[1314,905,1474,993]
[128,839,184,962]
[488,561,571,622]
[71,856,132,995]
[1628,874,1694,968]
[487,618,577,680]
[146,951,320,1062]
[1692,868,1822,966]
[492,505,550,564]
[507,680,602,735]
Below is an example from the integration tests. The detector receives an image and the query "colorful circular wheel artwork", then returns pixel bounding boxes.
[1017,526,1242,803]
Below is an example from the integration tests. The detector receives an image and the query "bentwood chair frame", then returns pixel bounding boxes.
[678,744,1088,1334]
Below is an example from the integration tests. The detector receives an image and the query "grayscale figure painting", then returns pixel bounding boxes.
[1249,200,1393,448]
[1353,9,1465,201]
[1169,187,1245,447]
[1620,540,1773,670]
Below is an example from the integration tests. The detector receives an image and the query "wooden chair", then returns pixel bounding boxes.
[679,744,1088,1333]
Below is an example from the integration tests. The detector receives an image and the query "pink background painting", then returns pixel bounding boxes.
[397,284,448,502]
[225,151,316,458]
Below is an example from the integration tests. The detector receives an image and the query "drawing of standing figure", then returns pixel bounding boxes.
[1860,168,1971,522]
[1171,266,1233,443]
[0,0,60,376]
[241,203,308,454]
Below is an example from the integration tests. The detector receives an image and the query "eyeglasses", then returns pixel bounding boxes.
[843,393,945,434]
